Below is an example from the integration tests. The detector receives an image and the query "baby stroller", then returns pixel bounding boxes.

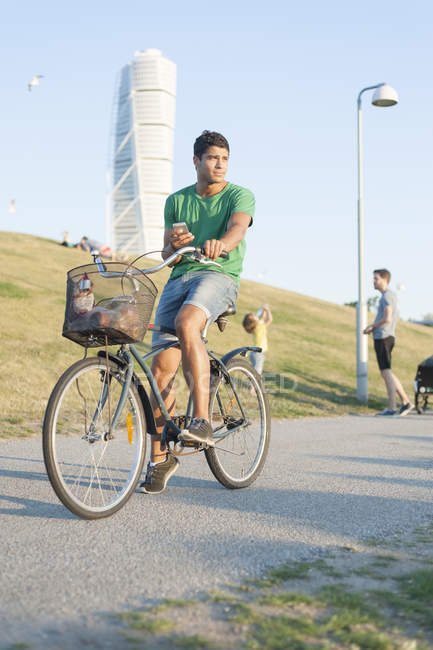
[414,355,433,414]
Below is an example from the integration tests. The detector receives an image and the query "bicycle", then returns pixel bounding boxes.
[42,246,271,519]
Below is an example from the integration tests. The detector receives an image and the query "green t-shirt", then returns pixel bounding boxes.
[164,182,255,285]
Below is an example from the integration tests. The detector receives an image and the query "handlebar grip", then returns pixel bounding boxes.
[199,247,228,259]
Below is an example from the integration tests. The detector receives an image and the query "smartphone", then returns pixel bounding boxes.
[173,222,189,235]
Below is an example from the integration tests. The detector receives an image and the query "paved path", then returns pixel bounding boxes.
[0,415,432,648]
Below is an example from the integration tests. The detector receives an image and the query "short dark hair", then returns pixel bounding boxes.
[193,130,230,159]
[374,268,391,283]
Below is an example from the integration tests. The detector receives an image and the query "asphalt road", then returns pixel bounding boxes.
[1,415,432,648]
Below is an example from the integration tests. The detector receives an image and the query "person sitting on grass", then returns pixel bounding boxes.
[75,236,114,259]
[242,304,272,375]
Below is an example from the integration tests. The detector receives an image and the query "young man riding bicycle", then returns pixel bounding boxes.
[138,130,255,494]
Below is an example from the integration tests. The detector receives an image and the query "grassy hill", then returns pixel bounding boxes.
[1,231,431,438]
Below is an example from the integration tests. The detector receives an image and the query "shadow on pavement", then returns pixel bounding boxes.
[313,454,433,469]
[0,493,74,519]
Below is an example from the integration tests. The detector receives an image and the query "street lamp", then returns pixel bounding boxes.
[356,82,398,403]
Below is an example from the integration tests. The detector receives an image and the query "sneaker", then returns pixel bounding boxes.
[399,402,414,417]
[375,408,397,416]
[137,455,179,494]
[178,418,215,447]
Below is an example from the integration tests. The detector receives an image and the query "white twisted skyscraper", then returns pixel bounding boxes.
[109,49,176,256]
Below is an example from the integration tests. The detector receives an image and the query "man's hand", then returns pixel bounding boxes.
[363,325,374,335]
[203,239,225,260]
[170,230,194,250]
[163,229,194,266]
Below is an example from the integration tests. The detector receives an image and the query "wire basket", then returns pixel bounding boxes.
[62,263,158,347]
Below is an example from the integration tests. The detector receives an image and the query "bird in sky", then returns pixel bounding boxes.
[28,75,44,92]
[8,200,16,214]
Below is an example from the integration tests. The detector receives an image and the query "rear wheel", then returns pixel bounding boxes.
[43,357,146,519]
[206,357,270,489]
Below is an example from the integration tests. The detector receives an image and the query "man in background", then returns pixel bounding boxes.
[363,268,413,416]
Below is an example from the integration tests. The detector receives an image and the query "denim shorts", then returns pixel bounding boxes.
[151,270,238,347]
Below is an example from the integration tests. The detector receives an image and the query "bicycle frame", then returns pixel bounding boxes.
[94,338,258,445]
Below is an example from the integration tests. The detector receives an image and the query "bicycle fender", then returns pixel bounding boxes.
[220,346,262,366]
[97,351,157,436]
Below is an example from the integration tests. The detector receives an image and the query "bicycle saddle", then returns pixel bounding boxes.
[216,302,236,332]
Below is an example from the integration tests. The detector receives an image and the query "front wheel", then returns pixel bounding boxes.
[205,357,270,489]
[43,357,146,519]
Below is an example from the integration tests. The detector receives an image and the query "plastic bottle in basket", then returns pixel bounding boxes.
[72,273,95,315]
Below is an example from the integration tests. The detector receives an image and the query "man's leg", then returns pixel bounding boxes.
[137,346,182,495]
[392,372,410,406]
[173,271,238,445]
[175,304,209,420]
[380,369,397,411]
[149,346,182,462]
[375,337,399,414]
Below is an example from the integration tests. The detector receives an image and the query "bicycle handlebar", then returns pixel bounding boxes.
[93,246,227,279]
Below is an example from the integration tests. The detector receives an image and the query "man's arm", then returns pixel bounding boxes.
[203,212,251,260]
[364,305,392,334]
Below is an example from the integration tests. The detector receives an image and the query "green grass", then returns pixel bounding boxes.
[111,519,433,649]
[115,559,433,650]
[246,614,323,649]
[207,590,241,604]
[352,566,385,579]
[0,281,31,299]
[415,523,433,544]
[371,555,398,568]
[396,569,433,601]
[258,593,322,607]
[171,635,219,649]
[310,559,344,578]
[247,560,313,588]
[0,230,430,437]
[150,598,198,613]
[116,610,174,633]
[317,584,382,621]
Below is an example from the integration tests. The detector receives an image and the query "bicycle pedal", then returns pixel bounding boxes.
[180,440,201,449]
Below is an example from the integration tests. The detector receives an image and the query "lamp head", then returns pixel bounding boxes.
[372,83,399,107]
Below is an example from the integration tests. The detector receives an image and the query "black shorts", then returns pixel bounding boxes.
[374,336,395,370]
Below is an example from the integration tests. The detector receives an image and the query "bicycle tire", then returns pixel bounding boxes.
[205,357,270,489]
[43,357,146,519]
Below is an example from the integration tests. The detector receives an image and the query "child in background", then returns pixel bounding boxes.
[242,304,273,375]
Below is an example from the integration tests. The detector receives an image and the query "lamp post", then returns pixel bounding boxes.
[356,82,398,403]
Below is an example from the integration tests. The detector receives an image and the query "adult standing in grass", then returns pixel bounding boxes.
[363,268,413,416]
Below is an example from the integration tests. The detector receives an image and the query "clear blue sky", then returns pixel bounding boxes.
[1,0,432,320]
